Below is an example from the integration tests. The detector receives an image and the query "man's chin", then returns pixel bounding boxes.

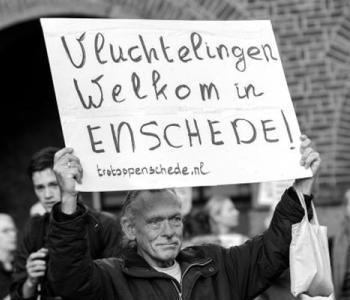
[158,247,180,260]
[45,206,53,213]
[44,202,59,212]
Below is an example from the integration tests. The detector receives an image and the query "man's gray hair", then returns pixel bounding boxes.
[121,188,178,222]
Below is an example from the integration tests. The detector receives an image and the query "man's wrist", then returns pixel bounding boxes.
[293,178,314,196]
[22,277,37,298]
[61,193,78,215]
[25,277,36,288]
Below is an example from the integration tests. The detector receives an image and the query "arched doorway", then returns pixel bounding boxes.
[0,0,251,231]
[0,1,142,228]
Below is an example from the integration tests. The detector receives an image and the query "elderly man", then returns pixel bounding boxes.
[47,134,320,300]
[11,147,122,300]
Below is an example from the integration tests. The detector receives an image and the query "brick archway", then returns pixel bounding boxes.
[0,1,124,30]
[0,0,251,229]
[2,0,350,232]
[0,0,249,30]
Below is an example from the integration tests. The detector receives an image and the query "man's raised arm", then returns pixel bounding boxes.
[223,134,321,300]
[47,148,102,299]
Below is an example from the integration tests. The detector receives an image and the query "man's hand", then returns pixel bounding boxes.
[53,147,83,214]
[293,134,321,195]
[22,248,48,298]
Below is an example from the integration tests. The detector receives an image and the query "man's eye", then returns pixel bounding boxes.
[148,220,162,229]
[149,219,162,225]
[170,216,182,226]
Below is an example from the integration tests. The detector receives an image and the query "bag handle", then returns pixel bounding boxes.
[294,187,319,225]
[295,188,308,215]
[310,202,319,226]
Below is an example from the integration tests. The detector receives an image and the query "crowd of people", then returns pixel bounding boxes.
[0,134,346,300]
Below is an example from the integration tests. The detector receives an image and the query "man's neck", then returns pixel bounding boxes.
[0,251,13,270]
[156,260,175,268]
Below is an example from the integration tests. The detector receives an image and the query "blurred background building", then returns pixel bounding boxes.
[0,0,349,238]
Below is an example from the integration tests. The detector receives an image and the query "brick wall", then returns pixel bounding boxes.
[1,0,350,231]
[107,0,350,205]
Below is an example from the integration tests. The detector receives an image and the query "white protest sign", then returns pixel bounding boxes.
[41,18,312,191]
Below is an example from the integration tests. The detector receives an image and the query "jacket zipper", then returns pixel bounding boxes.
[171,280,182,300]
[171,259,213,300]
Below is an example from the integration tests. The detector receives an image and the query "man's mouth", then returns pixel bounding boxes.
[46,200,57,206]
[158,242,179,247]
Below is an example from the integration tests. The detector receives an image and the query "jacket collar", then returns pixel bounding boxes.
[119,246,216,278]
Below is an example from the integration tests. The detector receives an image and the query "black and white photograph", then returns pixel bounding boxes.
[0,1,348,299]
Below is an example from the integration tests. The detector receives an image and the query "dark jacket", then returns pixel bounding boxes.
[10,205,122,300]
[332,215,350,299]
[47,187,312,300]
[0,261,12,299]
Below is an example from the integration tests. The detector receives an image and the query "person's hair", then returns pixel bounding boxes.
[205,195,231,218]
[121,188,178,221]
[183,209,211,239]
[204,195,234,234]
[27,146,60,178]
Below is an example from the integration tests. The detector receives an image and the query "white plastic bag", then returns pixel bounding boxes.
[290,190,333,297]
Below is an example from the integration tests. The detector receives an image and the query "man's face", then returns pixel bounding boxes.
[217,199,239,228]
[0,216,17,252]
[32,168,61,212]
[132,190,183,267]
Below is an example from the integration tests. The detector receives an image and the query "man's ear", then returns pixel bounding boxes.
[121,216,136,240]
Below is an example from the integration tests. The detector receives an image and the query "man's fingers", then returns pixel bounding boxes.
[28,251,47,261]
[28,264,46,272]
[300,134,307,141]
[66,166,83,183]
[56,154,80,169]
[300,147,313,165]
[54,147,74,163]
[27,259,47,279]
[300,136,312,153]
[298,134,321,175]
[31,271,46,277]
[65,159,82,170]
[28,269,46,278]
[54,150,83,184]
[27,260,46,267]
[55,153,82,175]
[304,152,321,168]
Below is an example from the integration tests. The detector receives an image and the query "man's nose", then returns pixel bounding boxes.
[161,220,175,237]
[44,187,53,198]
[10,230,17,240]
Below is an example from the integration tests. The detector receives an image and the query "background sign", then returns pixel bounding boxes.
[41,18,311,191]
[256,180,294,206]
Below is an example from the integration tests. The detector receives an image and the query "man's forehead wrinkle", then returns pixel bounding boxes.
[144,208,182,220]
[133,191,182,219]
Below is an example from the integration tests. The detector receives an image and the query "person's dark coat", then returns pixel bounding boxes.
[332,215,350,299]
[0,261,12,299]
[10,205,122,300]
[46,187,313,300]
